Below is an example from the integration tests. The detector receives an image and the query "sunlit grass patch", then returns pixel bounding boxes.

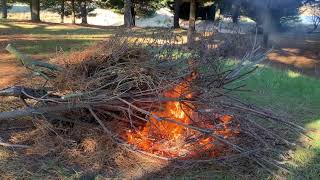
[305,119,320,148]
[13,39,99,54]
[12,23,40,29]
[238,66,320,118]
[288,119,320,179]
[236,65,320,178]
[43,25,78,30]
[0,21,116,36]
[0,24,9,29]
[287,70,301,78]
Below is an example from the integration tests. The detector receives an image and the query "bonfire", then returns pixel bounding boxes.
[0,31,307,176]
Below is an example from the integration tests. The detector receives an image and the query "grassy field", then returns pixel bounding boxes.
[240,67,320,179]
[0,20,319,179]
[0,19,117,54]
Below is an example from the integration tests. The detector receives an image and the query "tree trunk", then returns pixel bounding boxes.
[187,0,196,48]
[311,23,318,33]
[173,0,181,28]
[262,12,271,47]
[71,0,76,24]
[124,0,135,27]
[60,0,65,23]
[231,0,241,24]
[1,0,7,19]
[214,3,220,21]
[5,44,62,71]
[80,1,87,24]
[263,32,269,47]
[31,0,40,22]
[270,14,282,32]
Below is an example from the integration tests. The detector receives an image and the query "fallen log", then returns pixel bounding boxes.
[5,44,62,72]
[0,104,86,120]
[0,86,59,99]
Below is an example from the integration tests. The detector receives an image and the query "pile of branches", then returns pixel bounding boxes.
[0,31,307,176]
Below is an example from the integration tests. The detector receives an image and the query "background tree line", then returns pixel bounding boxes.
[2,0,319,27]
[1,0,320,45]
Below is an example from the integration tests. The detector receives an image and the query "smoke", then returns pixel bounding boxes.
[233,0,304,32]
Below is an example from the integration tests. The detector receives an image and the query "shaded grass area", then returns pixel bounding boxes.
[0,148,77,179]
[240,66,320,123]
[0,19,117,55]
[0,19,117,35]
[290,120,320,179]
[238,66,320,179]
[0,20,182,55]
[14,39,97,55]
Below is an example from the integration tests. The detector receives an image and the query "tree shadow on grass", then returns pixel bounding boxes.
[0,20,119,36]
[265,33,320,78]
[287,117,320,179]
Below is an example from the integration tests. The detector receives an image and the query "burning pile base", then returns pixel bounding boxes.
[125,74,239,159]
[0,32,307,176]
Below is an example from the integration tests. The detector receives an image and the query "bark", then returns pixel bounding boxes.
[1,0,7,19]
[0,104,86,121]
[60,0,65,23]
[71,0,76,24]
[231,0,241,24]
[5,44,62,71]
[173,0,181,28]
[31,0,40,22]
[262,18,270,47]
[187,0,196,48]
[0,141,30,148]
[263,32,269,47]
[124,0,135,27]
[80,0,87,24]
[262,10,272,47]
[0,86,57,99]
[214,3,220,21]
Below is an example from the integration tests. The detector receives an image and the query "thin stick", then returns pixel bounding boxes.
[88,107,113,136]
[222,103,307,131]
[0,141,30,148]
[5,44,62,71]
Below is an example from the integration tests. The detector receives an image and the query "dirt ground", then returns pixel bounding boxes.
[268,32,320,77]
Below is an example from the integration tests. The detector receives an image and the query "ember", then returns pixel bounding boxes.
[125,76,238,158]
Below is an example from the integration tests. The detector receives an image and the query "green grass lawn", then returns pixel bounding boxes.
[0,20,319,179]
[0,20,175,56]
[0,19,117,55]
[240,67,320,179]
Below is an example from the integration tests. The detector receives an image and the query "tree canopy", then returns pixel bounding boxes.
[2,0,316,30]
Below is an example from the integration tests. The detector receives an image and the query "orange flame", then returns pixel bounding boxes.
[125,76,237,158]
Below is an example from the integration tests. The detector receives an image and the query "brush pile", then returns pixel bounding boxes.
[0,31,307,176]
